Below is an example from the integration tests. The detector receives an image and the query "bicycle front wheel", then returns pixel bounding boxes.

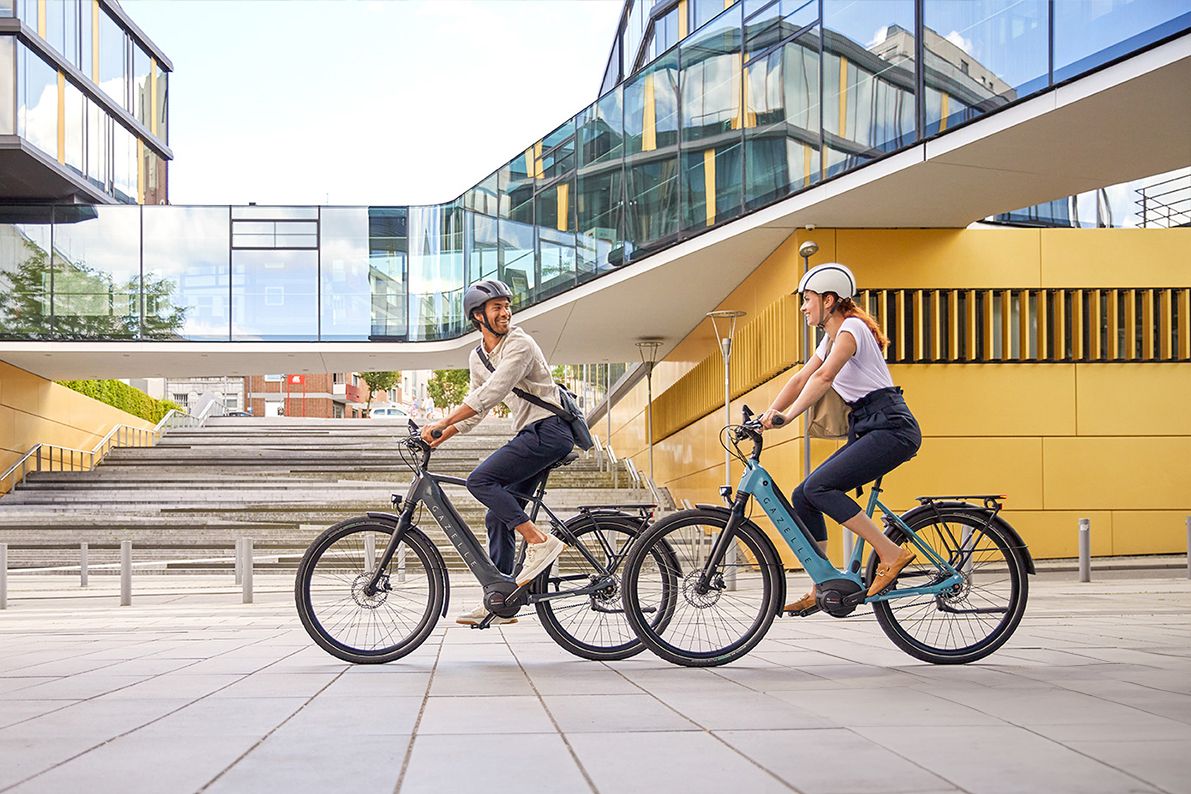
[295,518,445,664]
[534,512,676,662]
[620,509,782,667]
[869,508,1028,664]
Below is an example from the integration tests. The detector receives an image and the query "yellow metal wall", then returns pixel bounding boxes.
[0,361,155,493]
[603,228,1191,563]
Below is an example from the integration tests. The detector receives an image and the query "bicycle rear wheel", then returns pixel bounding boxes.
[534,513,676,662]
[869,508,1028,664]
[295,518,445,664]
[620,509,782,667]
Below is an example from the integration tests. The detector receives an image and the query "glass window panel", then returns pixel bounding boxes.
[132,41,150,126]
[469,210,498,284]
[318,207,370,341]
[499,215,535,307]
[232,248,318,340]
[13,0,36,25]
[155,69,168,143]
[142,205,230,340]
[52,205,140,339]
[85,96,106,189]
[624,50,680,260]
[63,77,83,175]
[680,4,744,231]
[111,122,135,203]
[823,0,917,177]
[45,0,65,54]
[625,0,647,73]
[625,49,680,155]
[744,28,821,210]
[19,45,57,157]
[693,0,727,32]
[745,0,816,60]
[0,37,13,134]
[407,204,464,341]
[600,36,621,96]
[79,0,90,79]
[232,206,318,220]
[650,7,680,61]
[577,168,623,279]
[98,9,125,109]
[538,225,576,301]
[578,87,623,167]
[368,206,408,339]
[0,209,53,339]
[0,1,12,16]
[538,118,574,184]
[924,0,1048,136]
[464,169,500,216]
[62,0,79,67]
[1054,0,1191,83]
[499,150,534,222]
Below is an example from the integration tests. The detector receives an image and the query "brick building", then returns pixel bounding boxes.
[244,373,399,418]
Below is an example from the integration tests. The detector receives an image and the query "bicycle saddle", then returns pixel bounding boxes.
[551,450,580,470]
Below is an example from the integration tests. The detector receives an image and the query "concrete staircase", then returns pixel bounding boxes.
[0,416,657,572]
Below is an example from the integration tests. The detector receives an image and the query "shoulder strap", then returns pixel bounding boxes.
[474,344,573,420]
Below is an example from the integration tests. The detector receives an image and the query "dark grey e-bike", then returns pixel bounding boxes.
[295,422,676,664]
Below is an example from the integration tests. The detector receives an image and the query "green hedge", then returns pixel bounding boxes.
[58,380,183,424]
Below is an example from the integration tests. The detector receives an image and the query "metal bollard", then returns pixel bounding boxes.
[242,538,253,604]
[80,542,88,588]
[120,541,132,606]
[842,529,855,567]
[234,537,243,585]
[0,543,7,610]
[1078,518,1091,583]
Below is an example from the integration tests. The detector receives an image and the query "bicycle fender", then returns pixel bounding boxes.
[897,503,1036,575]
[693,504,788,613]
[364,512,453,617]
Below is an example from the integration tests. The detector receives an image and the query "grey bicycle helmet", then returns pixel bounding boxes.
[464,279,513,335]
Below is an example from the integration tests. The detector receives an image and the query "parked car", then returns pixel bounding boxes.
[369,406,411,420]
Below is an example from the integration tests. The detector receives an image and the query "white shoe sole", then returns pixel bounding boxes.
[516,537,566,586]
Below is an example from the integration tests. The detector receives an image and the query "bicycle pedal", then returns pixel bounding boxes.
[783,605,821,618]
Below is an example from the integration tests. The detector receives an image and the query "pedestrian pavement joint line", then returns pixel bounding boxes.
[0,628,300,793]
[391,631,446,794]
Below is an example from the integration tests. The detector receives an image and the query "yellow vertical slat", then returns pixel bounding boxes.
[678,0,688,39]
[913,290,925,361]
[1107,289,1120,359]
[838,57,849,137]
[703,148,716,226]
[876,290,888,361]
[1141,289,1155,360]
[56,72,65,164]
[1019,289,1032,360]
[523,147,534,179]
[1071,289,1084,360]
[1037,289,1049,360]
[983,290,995,361]
[931,290,942,361]
[1178,289,1191,360]
[533,141,544,179]
[1088,290,1101,360]
[895,290,907,362]
[948,289,959,361]
[556,182,569,232]
[38,0,46,36]
[1123,288,1136,361]
[1159,289,1173,360]
[939,93,949,132]
[965,289,977,361]
[1053,291,1066,360]
[1000,290,1012,360]
[642,74,657,152]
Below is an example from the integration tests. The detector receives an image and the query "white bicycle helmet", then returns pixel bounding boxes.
[796,263,856,300]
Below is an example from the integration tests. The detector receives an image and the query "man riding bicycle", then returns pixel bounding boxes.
[421,279,573,625]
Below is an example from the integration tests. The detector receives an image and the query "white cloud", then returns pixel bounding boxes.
[943,30,974,55]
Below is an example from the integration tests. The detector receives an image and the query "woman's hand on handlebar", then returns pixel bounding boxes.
[759,409,788,431]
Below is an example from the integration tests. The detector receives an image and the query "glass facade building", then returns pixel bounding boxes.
[0,0,1186,342]
[0,0,171,204]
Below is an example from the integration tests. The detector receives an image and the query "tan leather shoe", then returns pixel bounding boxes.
[783,590,817,614]
[867,547,916,596]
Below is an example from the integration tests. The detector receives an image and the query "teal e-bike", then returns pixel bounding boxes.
[619,406,1033,667]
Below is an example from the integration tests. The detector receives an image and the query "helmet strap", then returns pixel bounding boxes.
[476,305,508,338]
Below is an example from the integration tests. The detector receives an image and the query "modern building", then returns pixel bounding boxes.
[1,0,1188,556]
[0,0,170,205]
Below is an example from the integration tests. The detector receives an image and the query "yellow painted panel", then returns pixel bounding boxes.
[1041,229,1191,287]
[877,436,1046,511]
[1075,364,1191,436]
[1111,512,1190,556]
[892,364,1076,437]
[836,229,1042,289]
[1043,437,1191,510]
[1001,510,1115,559]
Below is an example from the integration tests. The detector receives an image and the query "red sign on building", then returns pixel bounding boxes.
[287,374,305,386]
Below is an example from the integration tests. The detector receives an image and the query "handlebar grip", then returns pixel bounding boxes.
[430,429,443,440]
[771,414,786,427]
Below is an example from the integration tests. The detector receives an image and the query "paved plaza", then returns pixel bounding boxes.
[0,572,1189,794]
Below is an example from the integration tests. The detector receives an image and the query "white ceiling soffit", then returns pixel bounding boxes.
[3,35,1188,380]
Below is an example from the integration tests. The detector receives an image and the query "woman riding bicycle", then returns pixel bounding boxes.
[760,263,921,612]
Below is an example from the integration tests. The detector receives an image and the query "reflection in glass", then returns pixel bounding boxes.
[744,0,817,60]
[19,46,58,158]
[52,205,140,339]
[500,217,535,307]
[64,78,84,176]
[407,205,464,341]
[924,0,1047,136]
[1054,0,1191,83]
[469,210,499,284]
[744,27,821,210]
[132,43,150,127]
[823,0,916,177]
[693,0,727,33]
[111,122,136,203]
[143,206,229,340]
[624,50,680,259]
[680,5,744,232]
[86,99,107,190]
[317,207,369,341]
[232,249,318,340]
[155,68,168,143]
[537,119,575,185]
[368,207,408,339]
[579,88,624,167]
[577,88,624,278]
[99,9,126,109]
[0,211,53,339]
[0,37,14,134]
[537,179,576,300]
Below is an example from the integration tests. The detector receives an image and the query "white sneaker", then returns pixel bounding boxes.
[516,535,566,586]
[455,604,517,626]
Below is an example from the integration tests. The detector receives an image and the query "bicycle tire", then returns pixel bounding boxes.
[620,508,783,667]
[295,517,445,664]
[868,508,1028,664]
[534,512,677,662]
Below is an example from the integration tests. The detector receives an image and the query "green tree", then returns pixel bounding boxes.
[426,369,469,410]
[359,371,401,412]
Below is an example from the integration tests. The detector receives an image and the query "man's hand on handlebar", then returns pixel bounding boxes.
[759,409,788,431]
[420,422,450,448]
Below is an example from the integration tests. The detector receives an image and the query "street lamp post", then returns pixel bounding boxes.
[635,339,663,489]
[707,310,746,589]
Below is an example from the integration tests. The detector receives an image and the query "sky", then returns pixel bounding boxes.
[120,0,624,206]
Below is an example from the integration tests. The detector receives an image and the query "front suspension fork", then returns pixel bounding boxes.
[365,501,417,595]
[698,492,749,590]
